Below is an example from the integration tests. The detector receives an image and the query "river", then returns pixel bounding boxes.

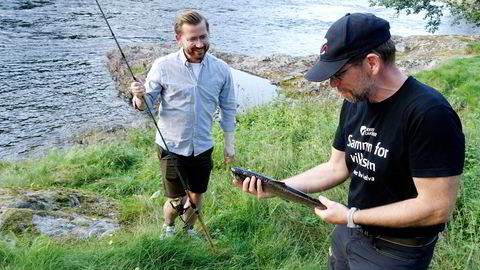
[1,0,478,160]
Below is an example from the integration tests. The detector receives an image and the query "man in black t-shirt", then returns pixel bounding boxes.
[234,13,465,269]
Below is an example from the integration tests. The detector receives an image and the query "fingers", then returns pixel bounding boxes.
[242,176,251,193]
[130,81,145,97]
[314,196,349,225]
[318,195,332,207]
[232,176,268,199]
[256,178,263,199]
[314,196,330,217]
[240,176,258,195]
[248,175,257,193]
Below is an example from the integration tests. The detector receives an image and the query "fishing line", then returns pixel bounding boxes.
[94,0,214,249]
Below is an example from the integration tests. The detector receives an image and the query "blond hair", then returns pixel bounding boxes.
[174,10,209,34]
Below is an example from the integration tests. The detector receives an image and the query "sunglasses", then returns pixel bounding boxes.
[330,65,352,81]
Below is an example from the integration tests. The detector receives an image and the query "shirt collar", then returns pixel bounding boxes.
[178,48,208,67]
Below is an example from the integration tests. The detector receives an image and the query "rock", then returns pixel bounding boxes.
[0,188,119,239]
[150,190,161,199]
[0,208,34,234]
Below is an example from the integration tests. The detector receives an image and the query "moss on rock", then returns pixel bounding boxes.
[0,208,35,234]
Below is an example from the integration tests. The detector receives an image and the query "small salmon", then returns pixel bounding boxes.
[231,167,327,210]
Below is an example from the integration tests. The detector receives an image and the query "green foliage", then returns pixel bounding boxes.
[414,56,480,114]
[369,0,480,33]
[466,42,480,55]
[0,241,17,266]
[447,0,480,28]
[130,64,148,78]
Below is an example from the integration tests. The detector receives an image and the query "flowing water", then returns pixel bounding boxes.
[1,0,478,160]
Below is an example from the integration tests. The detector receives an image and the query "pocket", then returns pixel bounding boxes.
[165,159,179,180]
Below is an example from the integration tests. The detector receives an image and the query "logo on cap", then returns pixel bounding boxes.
[320,38,328,55]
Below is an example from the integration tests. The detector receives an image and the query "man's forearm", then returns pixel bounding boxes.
[353,198,450,228]
[353,176,458,228]
[284,162,348,194]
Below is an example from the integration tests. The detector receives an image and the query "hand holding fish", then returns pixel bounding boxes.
[232,175,273,199]
[314,195,349,224]
[231,167,327,209]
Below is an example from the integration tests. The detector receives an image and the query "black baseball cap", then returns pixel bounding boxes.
[305,13,391,82]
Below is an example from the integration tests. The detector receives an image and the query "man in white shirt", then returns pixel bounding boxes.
[131,10,236,238]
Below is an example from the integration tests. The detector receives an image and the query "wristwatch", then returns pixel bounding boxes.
[347,207,359,228]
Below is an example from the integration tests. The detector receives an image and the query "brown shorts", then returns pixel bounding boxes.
[156,145,213,198]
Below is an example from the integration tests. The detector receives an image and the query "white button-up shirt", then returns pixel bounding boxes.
[144,49,236,156]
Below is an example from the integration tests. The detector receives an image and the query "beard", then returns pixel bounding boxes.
[347,71,375,103]
[186,44,209,62]
[349,86,372,102]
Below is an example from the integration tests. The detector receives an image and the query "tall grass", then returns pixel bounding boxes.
[1,51,479,269]
[415,54,480,270]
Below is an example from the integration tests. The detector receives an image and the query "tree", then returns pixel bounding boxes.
[369,0,480,33]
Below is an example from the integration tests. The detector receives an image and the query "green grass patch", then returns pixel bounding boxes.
[414,56,480,114]
[130,64,148,78]
[466,42,480,55]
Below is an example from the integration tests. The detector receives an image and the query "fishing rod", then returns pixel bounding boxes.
[94,0,214,249]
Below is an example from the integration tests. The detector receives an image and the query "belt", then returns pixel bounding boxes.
[356,228,438,247]
[376,234,438,247]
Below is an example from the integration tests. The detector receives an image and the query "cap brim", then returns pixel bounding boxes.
[304,58,349,82]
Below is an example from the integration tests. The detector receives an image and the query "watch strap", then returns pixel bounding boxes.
[347,207,359,228]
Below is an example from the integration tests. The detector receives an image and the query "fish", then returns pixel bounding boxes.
[231,166,327,210]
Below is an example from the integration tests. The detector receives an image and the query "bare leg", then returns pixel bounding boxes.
[182,191,204,228]
[163,196,185,226]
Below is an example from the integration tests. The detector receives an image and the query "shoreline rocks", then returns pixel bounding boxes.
[107,35,480,103]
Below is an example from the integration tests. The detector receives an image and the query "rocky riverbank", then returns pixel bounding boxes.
[107,35,480,102]
[0,188,118,240]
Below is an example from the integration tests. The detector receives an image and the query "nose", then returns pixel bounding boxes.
[194,39,205,48]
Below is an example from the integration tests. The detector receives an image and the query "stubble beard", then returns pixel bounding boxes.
[187,44,209,62]
[349,72,375,103]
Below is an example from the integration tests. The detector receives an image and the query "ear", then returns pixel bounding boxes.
[175,33,182,44]
[365,53,381,76]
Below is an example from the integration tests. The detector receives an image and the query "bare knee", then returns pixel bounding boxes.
[164,197,185,216]
[186,192,204,210]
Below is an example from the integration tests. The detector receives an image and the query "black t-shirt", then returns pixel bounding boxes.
[333,76,465,237]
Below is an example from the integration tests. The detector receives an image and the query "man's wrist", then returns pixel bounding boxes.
[223,131,235,154]
[347,207,360,228]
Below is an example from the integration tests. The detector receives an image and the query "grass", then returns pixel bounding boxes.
[466,43,480,55]
[0,44,479,269]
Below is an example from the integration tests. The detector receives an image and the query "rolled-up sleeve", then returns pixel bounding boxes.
[219,67,236,132]
[144,59,163,113]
